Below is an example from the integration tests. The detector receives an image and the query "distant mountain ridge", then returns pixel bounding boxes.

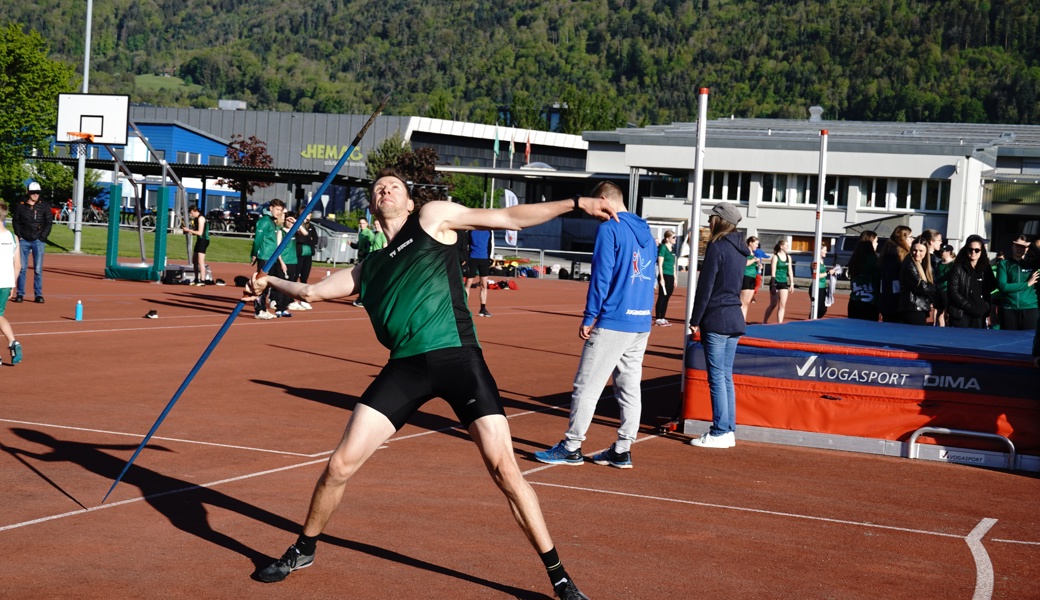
[7,0,1040,128]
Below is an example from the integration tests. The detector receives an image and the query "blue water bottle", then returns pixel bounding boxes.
[75,300,83,321]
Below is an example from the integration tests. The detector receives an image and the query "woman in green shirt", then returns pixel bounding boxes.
[739,236,761,320]
[763,238,795,324]
[654,230,677,326]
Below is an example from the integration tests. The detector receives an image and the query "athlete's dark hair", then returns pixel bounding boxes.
[589,181,625,208]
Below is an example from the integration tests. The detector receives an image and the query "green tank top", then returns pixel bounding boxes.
[193,215,209,240]
[359,213,478,359]
[774,255,789,283]
[744,255,757,278]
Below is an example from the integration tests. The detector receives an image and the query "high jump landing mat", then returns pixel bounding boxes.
[682,319,1039,471]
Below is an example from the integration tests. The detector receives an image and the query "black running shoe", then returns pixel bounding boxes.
[554,578,590,600]
[590,445,632,469]
[256,544,314,583]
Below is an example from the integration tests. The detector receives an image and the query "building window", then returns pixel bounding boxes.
[860,177,949,212]
[824,176,849,207]
[149,150,165,163]
[761,173,788,203]
[792,175,816,205]
[208,155,227,166]
[859,177,888,208]
[703,171,751,204]
[176,151,200,164]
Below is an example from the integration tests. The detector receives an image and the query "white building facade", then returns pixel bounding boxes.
[584,117,1040,254]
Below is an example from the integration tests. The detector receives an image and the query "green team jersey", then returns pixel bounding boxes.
[359,213,478,359]
[773,255,789,283]
[279,228,297,265]
[744,254,757,278]
[192,215,209,240]
[657,243,675,276]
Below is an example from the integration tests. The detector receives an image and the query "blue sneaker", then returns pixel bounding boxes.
[534,441,583,466]
[10,341,22,366]
[590,445,632,469]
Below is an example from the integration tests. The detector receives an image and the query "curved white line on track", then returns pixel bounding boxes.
[967,518,997,600]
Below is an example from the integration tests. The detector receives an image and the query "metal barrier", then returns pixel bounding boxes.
[908,427,1016,470]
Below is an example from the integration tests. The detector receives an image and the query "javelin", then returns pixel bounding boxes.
[102,94,391,504]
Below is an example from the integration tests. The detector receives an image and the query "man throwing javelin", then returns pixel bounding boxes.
[246,168,616,599]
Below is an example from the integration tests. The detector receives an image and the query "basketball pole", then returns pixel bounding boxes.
[102,94,391,504]
[73,0,93,254]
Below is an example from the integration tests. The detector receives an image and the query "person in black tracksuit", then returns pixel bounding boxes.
[947,235,997,329]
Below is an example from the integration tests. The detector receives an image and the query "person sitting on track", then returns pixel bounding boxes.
[244,167,618,600]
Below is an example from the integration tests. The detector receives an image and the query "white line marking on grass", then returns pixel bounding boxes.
[0,458,328,533]
[0,419,324,458]
[967,518,997,600]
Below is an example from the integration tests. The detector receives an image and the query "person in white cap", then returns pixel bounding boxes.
[688,202,748,449]
[11,182,52,304]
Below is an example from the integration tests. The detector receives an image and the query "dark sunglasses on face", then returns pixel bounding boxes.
[968,247,983,254]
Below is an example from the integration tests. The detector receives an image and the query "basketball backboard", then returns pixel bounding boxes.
[56,93,131,146]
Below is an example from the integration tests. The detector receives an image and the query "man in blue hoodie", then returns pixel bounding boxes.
[535,182,656,469]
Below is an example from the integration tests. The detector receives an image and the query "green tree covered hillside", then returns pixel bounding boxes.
[5,0,1040,129]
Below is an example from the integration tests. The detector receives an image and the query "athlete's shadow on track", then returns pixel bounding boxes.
[2,428,551,598]
[145,292,245,315]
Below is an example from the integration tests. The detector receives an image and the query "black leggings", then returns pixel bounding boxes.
[655,275,675,320]
[297,255,313,283]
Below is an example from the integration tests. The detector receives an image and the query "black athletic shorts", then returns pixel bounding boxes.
[360,346,506,430]
[470,258,491,277]
[193,238,210,254]
[741,275,757,290]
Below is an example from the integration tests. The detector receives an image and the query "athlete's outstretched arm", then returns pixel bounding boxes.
[244,265,361,303]
[421,196,618,240]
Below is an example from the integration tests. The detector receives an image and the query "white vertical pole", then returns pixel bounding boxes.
[810,129,829,320]
[678,88,709,406]
[683,88,710,329]
[73,0,93,253]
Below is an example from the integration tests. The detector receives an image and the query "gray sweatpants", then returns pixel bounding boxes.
[563,328,649,454]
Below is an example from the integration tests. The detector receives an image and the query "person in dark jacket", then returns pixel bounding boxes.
[876,225,912,323]
[995,235,1038,331]
[290,213,318,310]
[11,181,53,304]
[688,202,748,449]
[898,237,936,325]
[947,235,997,329]
[846,231,879,321]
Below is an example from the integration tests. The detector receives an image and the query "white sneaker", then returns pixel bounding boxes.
[287,302,305,311]
[299,302,313,310]
[255,310,277,320]
[689,431,735,448]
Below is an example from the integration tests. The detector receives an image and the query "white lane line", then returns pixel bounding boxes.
[990,538,1040,546]
[0,419,323,458]
[0,458,328,533]
[527,481,966,539]
[967,518,997,600]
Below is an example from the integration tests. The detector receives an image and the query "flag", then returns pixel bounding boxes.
[493,126,499,158]
[503,189,519,246]
[525,132,531,164]
[509,131,515,161]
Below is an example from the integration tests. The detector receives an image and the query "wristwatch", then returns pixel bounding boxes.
[572,193,581,210]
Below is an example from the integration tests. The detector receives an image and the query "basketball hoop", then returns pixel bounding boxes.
[67,131,96,143]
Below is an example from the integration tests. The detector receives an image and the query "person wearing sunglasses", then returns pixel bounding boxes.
[947,235,998,328]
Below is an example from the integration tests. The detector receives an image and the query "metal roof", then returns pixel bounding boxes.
[33,156,370,186]
[585,118,1040,158]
